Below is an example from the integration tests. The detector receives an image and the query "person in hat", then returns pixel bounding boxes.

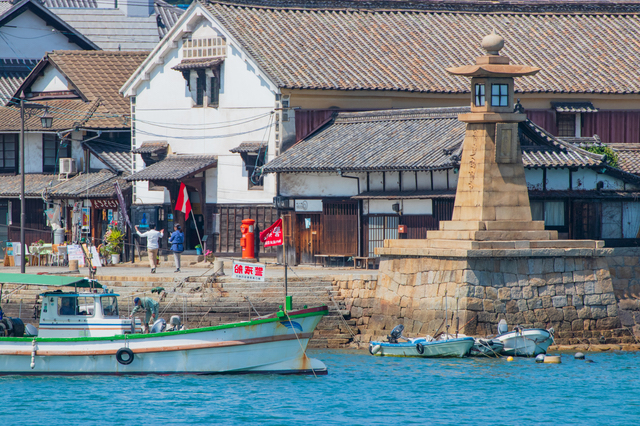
[130,296,159,332]
[168,224,184,273]
[135,223,164,273]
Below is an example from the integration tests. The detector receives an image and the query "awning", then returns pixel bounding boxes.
[352,190,456,199]
[229,141,267,154]
[551,102,598,113]
[0,273,101,288]
[126,155,217,181]
[171,58,224,71]
[131,141,168,155]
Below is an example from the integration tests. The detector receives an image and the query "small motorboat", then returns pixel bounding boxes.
[494,319,554,357]
[469,338,504,357]
[369,325,475,358]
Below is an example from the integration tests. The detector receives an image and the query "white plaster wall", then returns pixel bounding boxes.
[546,168,570,191]
[131,14,278,206]
[572,168,624,191]
[432,170,448,190]
[400,171,416,191]
[31,68,69,93]
[525,168,544,190]
[403,199,433,215]
[24,133,43,173]
[90,153,108,170]
[448,169,458,188]
[386,171,400,191]
[0,11,84,59]
[369,172,384,191]
[416,171,431,190]
[280,173,364,197]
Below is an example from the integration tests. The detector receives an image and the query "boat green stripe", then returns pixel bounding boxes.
[0,307,328,343]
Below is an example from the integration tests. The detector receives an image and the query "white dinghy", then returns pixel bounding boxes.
[494,319,554,357]
[368,325,474,358]
[0,274,328,375]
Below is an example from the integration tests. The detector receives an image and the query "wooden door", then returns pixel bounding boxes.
[296,214,321,264]
[322,201,358,255]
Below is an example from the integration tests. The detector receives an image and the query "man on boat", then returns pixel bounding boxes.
[130,297,159,332]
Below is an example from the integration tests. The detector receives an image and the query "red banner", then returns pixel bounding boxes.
[259,218,283,247]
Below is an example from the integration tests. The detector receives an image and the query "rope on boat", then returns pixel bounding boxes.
[245,296,261,317]
[284,310,317,379]
[328,291,356,340]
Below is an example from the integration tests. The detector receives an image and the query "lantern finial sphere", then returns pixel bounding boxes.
[481,29,504,55]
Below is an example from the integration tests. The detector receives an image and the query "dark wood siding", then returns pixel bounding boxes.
[433,199,455,224]
[5,198,49,245]
[321,201,357,255]
[207,204,278,257]
[295,110,334,143]
[400,215,439,239]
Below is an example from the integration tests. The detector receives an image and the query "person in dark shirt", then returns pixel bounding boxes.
[59,297,75,316]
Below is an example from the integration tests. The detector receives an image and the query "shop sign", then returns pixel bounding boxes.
[294,199,322,212]
[92,199,119,209]
[232,261,265,282]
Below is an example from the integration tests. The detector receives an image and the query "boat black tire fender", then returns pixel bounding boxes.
[116,347,134,365]
[416,342,424,355]
[369,344,374,355]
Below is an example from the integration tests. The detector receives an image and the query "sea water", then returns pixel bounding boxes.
[1,349,639,425]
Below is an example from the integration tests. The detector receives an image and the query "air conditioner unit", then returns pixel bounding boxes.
[59,158,77,175]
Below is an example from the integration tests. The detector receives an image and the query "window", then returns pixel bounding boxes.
[368,216,399,257]
[43,134,71,173]
[491,84,509,107]
[530,201,565,227]
[183,37,226,59]
[58,296,77,316]
[557,114,576,137]
[0,134,17,173]
[245,150,266,190]
[195,70,205,106]
[209,76,219,107]
[77,296,95,316]
[101,296,118,317]
[475,84,485,106]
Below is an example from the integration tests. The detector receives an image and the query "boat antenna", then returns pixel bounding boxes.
[444,289,449,341]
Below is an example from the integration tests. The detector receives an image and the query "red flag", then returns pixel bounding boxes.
[175,182,192,217]
[260,218,283,247]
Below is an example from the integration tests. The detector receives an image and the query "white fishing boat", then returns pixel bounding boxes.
[368,325,474,358]
[0,274,328,375]
[494,320,554,357]
[468,338,504,357]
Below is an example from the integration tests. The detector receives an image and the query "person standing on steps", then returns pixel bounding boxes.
[168,224,184,273]
[135,223,164,273]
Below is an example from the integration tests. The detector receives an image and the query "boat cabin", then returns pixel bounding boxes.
[38,291,141,338]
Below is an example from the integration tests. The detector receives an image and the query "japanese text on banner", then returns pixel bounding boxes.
[231,261,265,282]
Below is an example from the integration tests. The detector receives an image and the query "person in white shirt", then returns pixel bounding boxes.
[135,223,164,273]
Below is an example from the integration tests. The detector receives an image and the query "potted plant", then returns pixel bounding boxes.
[104,226,124,264]
[205,249,215,263]
[195,244,202,255]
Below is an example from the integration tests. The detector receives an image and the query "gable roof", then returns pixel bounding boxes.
[83,139,131,173]
[0,59,38,104]
[46,0,184,50]
[0,0,99,51]
[201,0,640,94]
[126,154,218,181]
[262,107,606,174]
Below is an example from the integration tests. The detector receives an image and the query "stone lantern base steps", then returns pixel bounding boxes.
[0,275,353,349]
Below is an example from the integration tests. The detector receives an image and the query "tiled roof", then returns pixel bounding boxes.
[608,144,640,176]
[47,0,184,50]
[0,99,98,132]
[0,59,38,103]
[132,141,168,154]
[263,107,608,174]
[551,102,598,113]
[172,58,224,71]
[126,155,218,181]
[84,140,131,173]
[45,50,149,118]
[0,174,58,197]
[229,141,267,153]
[204,0,640,94]
[46,169,130,198]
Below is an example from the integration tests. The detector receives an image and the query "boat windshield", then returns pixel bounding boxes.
[101,296,118,317]
[57,296,95,316]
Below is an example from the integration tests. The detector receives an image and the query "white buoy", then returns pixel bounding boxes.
[535,354,545,363]
[575,352,585,360]
[371,345,381,355]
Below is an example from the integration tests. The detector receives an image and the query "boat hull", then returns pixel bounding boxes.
[495,328,553,357]
[469,339,504,357]
[370,337,474,358]
[0,307,328,375]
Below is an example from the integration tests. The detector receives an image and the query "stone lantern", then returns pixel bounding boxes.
[427,30,557,244]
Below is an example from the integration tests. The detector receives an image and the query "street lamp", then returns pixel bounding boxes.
[19,99,54,273]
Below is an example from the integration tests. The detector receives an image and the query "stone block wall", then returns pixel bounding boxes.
[333,248,640,345]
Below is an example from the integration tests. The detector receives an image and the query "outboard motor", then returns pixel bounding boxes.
[150,318,167,334]
[498,319,508,335]
[387,324,405,344]
[168,315,182,331]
